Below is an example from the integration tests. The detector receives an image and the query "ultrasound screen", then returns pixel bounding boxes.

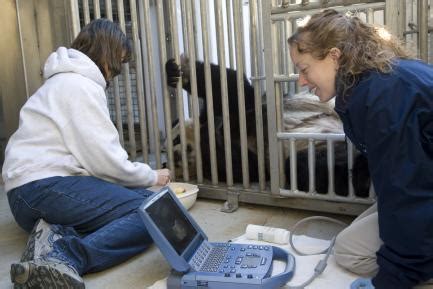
[146,192,198,255]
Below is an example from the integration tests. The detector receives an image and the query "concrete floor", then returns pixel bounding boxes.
[0,180,355,289]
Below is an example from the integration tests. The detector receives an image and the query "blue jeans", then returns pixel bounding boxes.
[7,176,154,275]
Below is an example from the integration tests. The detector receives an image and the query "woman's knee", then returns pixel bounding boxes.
[334,230,378,276]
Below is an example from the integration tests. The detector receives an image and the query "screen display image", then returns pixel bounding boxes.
[146,192,198,255]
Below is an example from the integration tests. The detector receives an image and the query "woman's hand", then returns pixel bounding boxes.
[155,169,171,186]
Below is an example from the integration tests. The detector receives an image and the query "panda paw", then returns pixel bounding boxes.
[165,58,181,87]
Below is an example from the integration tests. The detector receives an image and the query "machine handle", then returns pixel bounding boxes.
[261,246,296,287]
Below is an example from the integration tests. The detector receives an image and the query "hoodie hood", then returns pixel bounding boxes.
[43,47,106,88]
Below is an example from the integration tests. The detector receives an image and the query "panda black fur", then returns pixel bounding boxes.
[166,57,256,132]
[166,58,370,197]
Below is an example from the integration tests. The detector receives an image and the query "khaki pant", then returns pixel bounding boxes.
[334,203,380,276]
[334,203,433,287]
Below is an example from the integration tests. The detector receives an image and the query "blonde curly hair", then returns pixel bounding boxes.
[288,9,412,96]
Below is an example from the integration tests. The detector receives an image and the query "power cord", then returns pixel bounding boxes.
[286,216,348,289]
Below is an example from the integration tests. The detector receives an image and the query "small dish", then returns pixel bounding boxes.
[168,182,199,210]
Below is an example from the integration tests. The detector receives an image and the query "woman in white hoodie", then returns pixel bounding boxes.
[3,19,170,288]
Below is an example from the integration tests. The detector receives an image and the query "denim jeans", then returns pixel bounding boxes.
[7,176,155,275]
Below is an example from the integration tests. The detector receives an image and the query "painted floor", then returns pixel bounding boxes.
[0,181,355,289]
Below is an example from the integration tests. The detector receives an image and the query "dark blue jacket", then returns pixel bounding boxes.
[335,59,433,289]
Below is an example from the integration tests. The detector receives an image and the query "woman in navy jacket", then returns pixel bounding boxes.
[288,9,433,289]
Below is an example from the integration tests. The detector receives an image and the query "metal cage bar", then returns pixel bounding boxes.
[155,1,174,174]
[418,0,429,61]
[83,0,90,24]
[130,0,149,163]
[69,0,81,39]
[117,0,137,160]
[215,0,234,187]
[233,0,250,188]
[93,0,101,19]
[326,139,336,196]
[307,139,316,193]
[200,0,219,185]
[289,138,297,192]
[103,0,125,148]
[249,0,267,191]
[225,0,235,68]
[185,0,203,182]
[261,0,280,196]
[137,0,151,163]
[140,0,161,167]
[168,0,189,181]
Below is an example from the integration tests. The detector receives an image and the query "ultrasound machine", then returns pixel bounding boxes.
[139,187,295,289]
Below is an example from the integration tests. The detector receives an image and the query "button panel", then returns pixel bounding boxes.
[189,242,273,281]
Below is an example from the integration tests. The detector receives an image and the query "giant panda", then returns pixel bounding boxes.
[166,56,262,184]
[165,57,370,197]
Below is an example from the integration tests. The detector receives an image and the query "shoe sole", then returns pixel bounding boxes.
[11,262,85,289]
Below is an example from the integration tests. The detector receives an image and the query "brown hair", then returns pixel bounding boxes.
[288,9,412,96]
[71,18,131,81]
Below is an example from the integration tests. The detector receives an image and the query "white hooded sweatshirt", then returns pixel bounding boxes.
[2,47,157,192]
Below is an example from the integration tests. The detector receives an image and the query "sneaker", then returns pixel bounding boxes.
[10,257,85,289]
[21,219,63,262]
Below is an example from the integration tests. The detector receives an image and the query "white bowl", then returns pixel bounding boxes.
[168,182,199,210]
